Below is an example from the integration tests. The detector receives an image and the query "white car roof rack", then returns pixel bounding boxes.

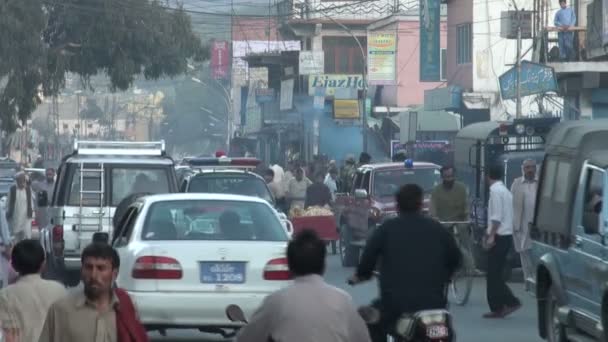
[73,140,166,156]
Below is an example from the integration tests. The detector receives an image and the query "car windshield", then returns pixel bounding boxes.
[0,168,16,179]
[142,200,288,241]
[373,168,441,197]
[188,175,274,203]
[67,165,171,207]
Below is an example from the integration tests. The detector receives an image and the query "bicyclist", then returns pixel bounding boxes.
[348,184,462,342]
[429,165,469,222]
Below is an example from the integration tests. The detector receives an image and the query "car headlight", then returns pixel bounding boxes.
[515,124,525,135]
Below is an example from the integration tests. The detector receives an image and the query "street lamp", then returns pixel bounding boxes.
[191,77,233,150]
[321,16,368,153]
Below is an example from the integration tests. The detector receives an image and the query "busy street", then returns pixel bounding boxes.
[147,255,539,342]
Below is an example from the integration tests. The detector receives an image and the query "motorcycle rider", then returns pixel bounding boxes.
[235,229,371,342]
[348,184,462,342]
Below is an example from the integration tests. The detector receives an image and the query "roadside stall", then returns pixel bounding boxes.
[289,206,339,254]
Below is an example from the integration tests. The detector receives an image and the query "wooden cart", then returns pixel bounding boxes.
[290,215,339,254]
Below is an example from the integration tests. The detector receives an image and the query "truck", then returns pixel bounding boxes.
[334,161,441,267]
[530,119,608,342]
[453,117,560,271]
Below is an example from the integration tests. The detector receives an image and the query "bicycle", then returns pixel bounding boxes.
[439,221,475,306]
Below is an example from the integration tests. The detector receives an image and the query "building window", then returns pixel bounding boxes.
[323,37,366,74]
[440,48,447,81]
[457,23,472,64]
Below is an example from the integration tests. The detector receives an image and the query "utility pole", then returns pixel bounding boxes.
[516,8,522,118]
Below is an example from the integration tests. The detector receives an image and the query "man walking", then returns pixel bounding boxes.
[31,167,56,230]
[305,172,332,208]
[6,172,34,243]
[287,167,312,210]
[0,240,66,342]
[555,0,576,61]
[39,243,148,342]
[0,202,11,289]
[511,159,538,289]
[483,165,521,319]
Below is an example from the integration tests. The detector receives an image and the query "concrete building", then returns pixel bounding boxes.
[534,0,608,119]
[430,0,564,123]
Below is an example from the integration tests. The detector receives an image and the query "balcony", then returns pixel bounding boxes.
[536,26,608,74]
[277,0,410,22]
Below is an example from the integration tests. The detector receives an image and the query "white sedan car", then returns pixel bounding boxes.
[113,193,293,337]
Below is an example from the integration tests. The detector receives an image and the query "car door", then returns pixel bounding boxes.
[568,163,604,317]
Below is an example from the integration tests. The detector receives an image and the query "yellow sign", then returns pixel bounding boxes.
[333,100,360,119]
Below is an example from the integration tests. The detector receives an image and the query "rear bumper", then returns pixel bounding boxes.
[128,291,271,327]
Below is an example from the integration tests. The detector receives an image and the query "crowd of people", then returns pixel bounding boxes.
[262,152,373,213]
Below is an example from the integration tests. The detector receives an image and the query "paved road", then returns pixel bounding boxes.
[148,254,543,342]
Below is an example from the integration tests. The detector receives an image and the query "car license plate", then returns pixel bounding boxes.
[426,325,448,339]
[200,262,246,284]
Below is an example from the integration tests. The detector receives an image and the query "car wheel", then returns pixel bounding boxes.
[544,286,567,342]
[339,223,359,267]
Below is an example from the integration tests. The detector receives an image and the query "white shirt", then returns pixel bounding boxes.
[487,181,514,236]
[324,177,337,201]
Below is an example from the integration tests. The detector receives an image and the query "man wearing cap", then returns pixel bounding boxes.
[6,172,34,243]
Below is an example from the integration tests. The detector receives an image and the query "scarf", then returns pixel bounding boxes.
[114,288,149,342]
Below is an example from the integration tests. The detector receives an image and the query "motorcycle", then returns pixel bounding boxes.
[350,273,454,342]
[225,304,274,342]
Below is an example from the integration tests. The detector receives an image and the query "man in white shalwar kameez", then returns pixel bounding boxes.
[510,159,537,289]
[6,172,34,243]
[0,204,12,289]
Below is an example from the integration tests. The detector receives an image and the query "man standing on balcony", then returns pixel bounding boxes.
[554,0,576,61]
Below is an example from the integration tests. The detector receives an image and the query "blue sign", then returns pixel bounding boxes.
[255,88,275,103]
[499,61,558,100]
[419,0,441,82]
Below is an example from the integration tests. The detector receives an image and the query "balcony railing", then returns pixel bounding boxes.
[277,0,409,21]
[537,26,587,63]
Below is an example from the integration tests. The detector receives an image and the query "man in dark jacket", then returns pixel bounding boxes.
[349,184,462,342]
[305,172,332,208]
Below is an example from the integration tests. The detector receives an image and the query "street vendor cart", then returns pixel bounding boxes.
[289,206,339,254]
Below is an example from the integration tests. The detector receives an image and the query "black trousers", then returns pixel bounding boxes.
[486,235,520,313]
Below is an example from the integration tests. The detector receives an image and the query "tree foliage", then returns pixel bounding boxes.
[0,0,207,133]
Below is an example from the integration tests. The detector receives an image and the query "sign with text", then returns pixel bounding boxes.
[280,79,294,111]
[333,99,360,119]
[498,61,558,100]
[419,0,441,81]
[308,74,365,96]
[211,41,229,80]
[367,31,397,84]
[299,51,324,75]
[255,88,275,103]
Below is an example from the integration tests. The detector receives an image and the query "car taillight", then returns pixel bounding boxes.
[31,219,38,227]
[263,258,292,281]
[52,225,63,242]
[132,256,183,279]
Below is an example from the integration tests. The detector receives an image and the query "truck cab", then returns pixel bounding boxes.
[530,119,608,342]
[454,117,560,271]
[334,161,441,267]
[41,140,178,286]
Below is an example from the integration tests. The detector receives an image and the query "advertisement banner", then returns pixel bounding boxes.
[604,0,608,45]
[232,40,301,87]
[308,74,365,96]
[333,99,360,119]
[420,0,441,81]
[299,51,324,75]
[280,79,294,111]
[211,41,229,80]
[367,31,397,84]
[255,88,275,103]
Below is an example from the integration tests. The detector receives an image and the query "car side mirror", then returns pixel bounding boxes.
[354,189,368,199]
[37,191,48,207]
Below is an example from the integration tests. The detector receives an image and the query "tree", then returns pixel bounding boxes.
[0,0,207,133]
